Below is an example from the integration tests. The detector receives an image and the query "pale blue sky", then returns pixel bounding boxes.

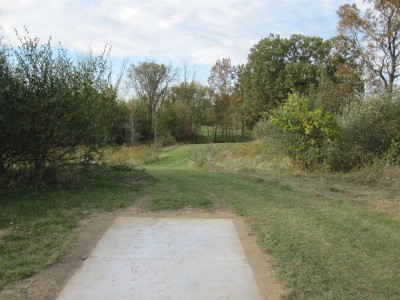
[0,0,363,85]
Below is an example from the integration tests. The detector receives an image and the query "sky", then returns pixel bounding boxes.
[0,0,364,85]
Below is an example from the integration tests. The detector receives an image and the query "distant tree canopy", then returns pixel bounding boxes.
[166,82,210,142]
[237,34,330,127]
[119,33,365,146]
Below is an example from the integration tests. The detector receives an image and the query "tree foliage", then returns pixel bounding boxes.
[168,82,210,141]
[126,60,176,145]
[338,0,400,91]
[208,57,236,141]
[238,34,333,127]
[339,90,400,159]
[0,30,118,176]
[260,94,344,170]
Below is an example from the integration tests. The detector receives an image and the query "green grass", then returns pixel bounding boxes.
[144,169,212,210]
[1,143,399,299]
[140,144,400,299]
[223,177,400,299]
[0,165,151,289]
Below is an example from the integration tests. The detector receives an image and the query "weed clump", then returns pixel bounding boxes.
[189,144,216,168]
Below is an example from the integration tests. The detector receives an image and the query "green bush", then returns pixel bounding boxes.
[257,94,344,170]
[157,132,177,148]
[339,91,400,163]
[0,30,118,177]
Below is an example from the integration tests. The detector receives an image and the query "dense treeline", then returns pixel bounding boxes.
[1,0,400,179]
[118,35,364,149]
[253,0,400,170]
[115,0,400,171]
[120,58,245,146]
[117,33,364,153]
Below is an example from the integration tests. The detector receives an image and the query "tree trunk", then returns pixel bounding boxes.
[213,123,218,143]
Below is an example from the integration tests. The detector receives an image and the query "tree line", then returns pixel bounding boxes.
[254,0,400,170]
[1,0,400,179]
[119,32,361,147]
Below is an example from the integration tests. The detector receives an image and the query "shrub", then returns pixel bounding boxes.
[258,94,344,170]
[189,145,216,168]
[0,30,118,178]
[339,91,400,162]
[157,132,177,148]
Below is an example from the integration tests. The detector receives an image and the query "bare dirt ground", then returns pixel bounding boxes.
[0,197,285,300]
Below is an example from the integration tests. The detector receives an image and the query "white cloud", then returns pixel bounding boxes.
[0,0,364,81]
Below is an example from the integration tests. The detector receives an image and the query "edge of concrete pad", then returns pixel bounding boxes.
[57,217,262,300]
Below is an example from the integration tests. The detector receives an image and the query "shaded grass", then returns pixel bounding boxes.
[145,170,212,211]
[0,165,151,289]
[102,145,159,165]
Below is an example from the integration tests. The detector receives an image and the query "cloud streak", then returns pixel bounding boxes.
[0,0,363,81]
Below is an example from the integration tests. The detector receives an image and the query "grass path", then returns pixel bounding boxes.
[1,144,399,299]
[142,145,400,300]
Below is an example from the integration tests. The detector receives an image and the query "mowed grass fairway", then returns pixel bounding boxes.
[1,143,399,299]
[143,145,400,299]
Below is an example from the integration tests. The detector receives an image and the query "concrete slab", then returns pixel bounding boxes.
[57,217,261,300]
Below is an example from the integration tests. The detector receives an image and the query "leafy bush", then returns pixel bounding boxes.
[384,140,400,166]
[257,94,344,170]
[0,30,118,177]
[339,91,400,164]
[157,132,177,148]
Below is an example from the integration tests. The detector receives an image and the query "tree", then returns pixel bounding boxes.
[126,60,177,146]
[238,34,332,128]
[0,30,118,176]
[306,35,365,113]
[337,0,400,91]
[168,82,210,142]
[158,100,192,141]
[0,38,26,175]
[208,58,236,142]
[126,99,149,144]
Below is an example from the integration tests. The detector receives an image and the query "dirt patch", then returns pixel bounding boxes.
[0,198,286,300]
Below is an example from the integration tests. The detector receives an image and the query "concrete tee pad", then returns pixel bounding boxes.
[57,217,261,300]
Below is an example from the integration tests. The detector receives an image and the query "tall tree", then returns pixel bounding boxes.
[126,60,176,146]
[208,58,236,142]
[311,35,364,113]
[168,82,210,141]
[238,34,331,128]
[337,0,400,91]
[125,99,148,144]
